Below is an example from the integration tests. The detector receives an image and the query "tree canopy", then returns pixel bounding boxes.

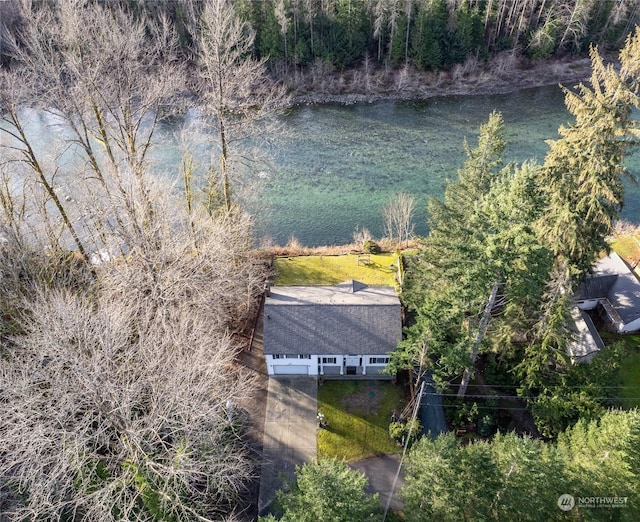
[402,410,640,521]
[261,459,381,522]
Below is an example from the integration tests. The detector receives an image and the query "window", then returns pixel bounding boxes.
[321,357,337,364]
[285,354,299,359]
[299,354,311,359]
[369,357,390,365]
[272,354,284,359]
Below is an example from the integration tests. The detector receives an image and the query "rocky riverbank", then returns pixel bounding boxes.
[285,53,597,106]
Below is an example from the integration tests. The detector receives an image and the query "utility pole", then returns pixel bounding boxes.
[458,280,500,397]
[383,379,426,521]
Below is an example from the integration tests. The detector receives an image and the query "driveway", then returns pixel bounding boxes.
[351,454,405,514]
[258,376,318,516]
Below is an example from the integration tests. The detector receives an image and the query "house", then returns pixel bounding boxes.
[262,280,402,377]
[570,252,640,361]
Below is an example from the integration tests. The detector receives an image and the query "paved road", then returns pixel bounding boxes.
[258,376,318,516]
[351,454,405,514]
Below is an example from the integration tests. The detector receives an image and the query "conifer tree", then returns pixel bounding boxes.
[537,28,640,279]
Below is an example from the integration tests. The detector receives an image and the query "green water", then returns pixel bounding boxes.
[7,85,639,247]
[260,84,639,246]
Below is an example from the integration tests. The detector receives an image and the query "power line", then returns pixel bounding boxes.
[437,392,640,401]
[441,404,529,411]
[452,383,640,389]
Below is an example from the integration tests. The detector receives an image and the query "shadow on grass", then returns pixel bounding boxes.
[317,380,406,461]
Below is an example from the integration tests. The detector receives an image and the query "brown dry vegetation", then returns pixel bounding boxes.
[260,236,420,257]
[286,53,595,106]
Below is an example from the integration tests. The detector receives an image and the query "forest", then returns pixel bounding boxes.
[239,0,640,69]
[0,0,640,520]
[2,1,640,77]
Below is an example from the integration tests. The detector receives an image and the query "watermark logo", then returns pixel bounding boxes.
[558,494,575,511]
[557,494,629,511]
[577,497,628,509]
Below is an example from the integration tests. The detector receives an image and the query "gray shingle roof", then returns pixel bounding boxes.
[263,282,402,356]
[576,253,640,325]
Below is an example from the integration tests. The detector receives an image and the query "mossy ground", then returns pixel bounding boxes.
[317,380,406,461]
[273,253,399,286]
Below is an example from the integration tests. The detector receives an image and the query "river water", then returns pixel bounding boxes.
[257,84,640,246]
[8,84,640,247]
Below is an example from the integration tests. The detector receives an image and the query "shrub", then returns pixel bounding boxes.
[363,239,381,254]
[389,419,422,445]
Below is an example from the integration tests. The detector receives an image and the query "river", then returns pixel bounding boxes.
[8,84,640,247]
[255,84,640,246]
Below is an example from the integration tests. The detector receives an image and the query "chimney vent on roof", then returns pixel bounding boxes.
[337,280,368,293]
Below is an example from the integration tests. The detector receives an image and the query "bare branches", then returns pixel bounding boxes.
[0,199,266,518]
[1,0,183,258]
[383,191,416,248]
[185,0,288,211]
[0,285,258,520]
[0,2,269,518]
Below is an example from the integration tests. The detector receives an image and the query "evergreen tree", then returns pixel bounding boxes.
[261,459,381,522]
[536,28,640,278]
[557,409,640,502]
[402,410,640,521]
[401,434,501,521]
[411,0,446,71]
[394,113,551,389]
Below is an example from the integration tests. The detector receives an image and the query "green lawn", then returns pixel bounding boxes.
[317,380,405,461]
[611,236,640,263]
[619,349,640,409]
[273,254,399,286]
[601,333,640,409]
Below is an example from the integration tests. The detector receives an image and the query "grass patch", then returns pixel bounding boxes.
[600,333,640,409]
[317,380,405,461]
[616,337,640,409]
[619,351,640,409]
[273,254,399,286]
[611,236,640,263]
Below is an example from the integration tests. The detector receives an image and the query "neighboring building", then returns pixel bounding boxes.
[262,280,402,377]
[570,252,640,361]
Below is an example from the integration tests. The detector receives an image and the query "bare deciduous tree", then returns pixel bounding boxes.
[1,0,182,259]
[185,0,288,212]
[0,2,269,518]
[0,289,257,520]
[0,188,266,519]
[383,191,416,247]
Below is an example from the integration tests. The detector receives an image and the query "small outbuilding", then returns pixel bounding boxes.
[262,280,402,378]
[570,252,640,361]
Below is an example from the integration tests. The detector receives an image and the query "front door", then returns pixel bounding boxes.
[345,355,360,375]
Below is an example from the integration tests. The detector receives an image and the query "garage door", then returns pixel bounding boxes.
[273,365,309,375]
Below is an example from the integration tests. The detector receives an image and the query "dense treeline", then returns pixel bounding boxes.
[244,0,640,70]
[2,0,639,76]
[393,28,640,439]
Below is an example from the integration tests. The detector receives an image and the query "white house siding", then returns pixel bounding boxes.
[267,354,393,378]
[266,354,318,376]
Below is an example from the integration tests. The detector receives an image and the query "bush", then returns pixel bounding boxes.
[363,239,381,254]
[477,414,495,437]
[389,419,422,445]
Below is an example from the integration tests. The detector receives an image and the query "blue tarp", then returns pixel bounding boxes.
[418,375,447,439]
